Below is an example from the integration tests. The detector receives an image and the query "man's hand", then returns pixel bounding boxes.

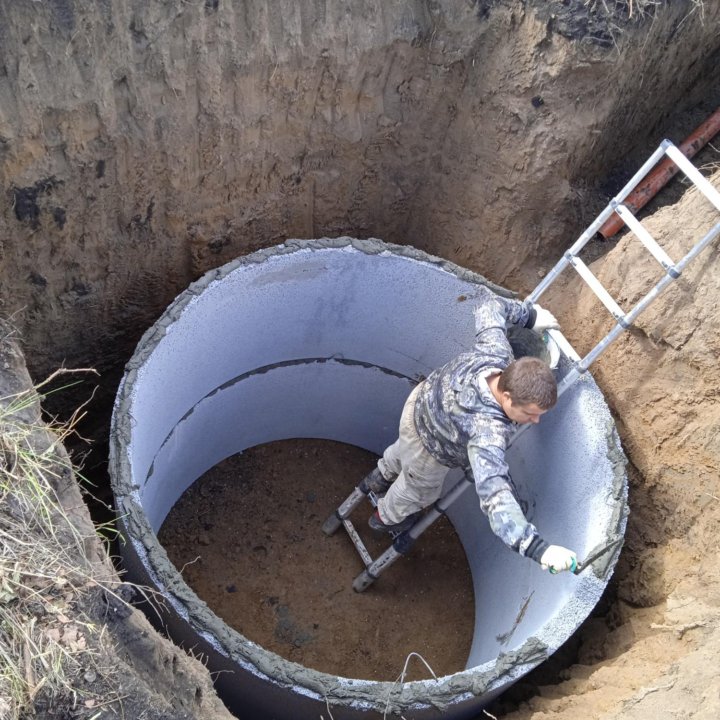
[532,304,560,333]
[540,545,577,574]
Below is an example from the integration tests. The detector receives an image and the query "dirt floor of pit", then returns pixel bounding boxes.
[158,438,475,682]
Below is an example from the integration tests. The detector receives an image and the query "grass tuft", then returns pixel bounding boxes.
[0,369,130,718]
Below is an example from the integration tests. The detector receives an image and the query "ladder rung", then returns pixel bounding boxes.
[568,255,626,322]
[665,144,720,212]
[614,204,676,271]
[342,519,373,567]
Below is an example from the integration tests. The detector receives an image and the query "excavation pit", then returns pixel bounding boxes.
[109,238,628,719]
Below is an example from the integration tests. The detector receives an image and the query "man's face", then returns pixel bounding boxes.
[500,395,547,425]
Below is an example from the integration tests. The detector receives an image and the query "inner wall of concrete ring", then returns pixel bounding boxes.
[109,237,628,720]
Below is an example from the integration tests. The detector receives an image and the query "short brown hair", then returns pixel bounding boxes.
[497,357,557,409]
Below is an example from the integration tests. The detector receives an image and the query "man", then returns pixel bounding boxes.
[361,288,577,575]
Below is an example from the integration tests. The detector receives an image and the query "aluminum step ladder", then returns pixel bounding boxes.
[323,139,720,592]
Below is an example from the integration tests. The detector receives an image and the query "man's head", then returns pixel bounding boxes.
[496,357,557,424]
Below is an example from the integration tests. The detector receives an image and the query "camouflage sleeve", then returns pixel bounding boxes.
[467,441,545,557]
[472,294,535,356]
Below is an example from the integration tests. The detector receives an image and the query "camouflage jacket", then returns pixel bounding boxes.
[414,288,548,560]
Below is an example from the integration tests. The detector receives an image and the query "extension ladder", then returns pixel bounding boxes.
[323,139,720,592]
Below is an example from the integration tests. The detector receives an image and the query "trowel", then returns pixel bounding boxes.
[573,536,623,575]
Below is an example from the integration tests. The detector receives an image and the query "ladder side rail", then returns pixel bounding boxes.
[529,140,672,304]
[509,324,621,446]
[615,139,675,204]
[406,473,474,540]
[664,145,720,212]
[673,219,720,273]
[607,218,720,335]
[600,217,720,338]
[352,480,472,591]
[555,365,584,400]
[546,328,581,363]
[559,324,625,396]
[336,487,365,518]
[530,205,622,303]
[354,545,403,592]
[529,222,605,303]
[508,327,609,440]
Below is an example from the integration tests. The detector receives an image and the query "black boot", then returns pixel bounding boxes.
[358,467,393,495]
[368,509,421,536]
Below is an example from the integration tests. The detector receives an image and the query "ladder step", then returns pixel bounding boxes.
[567,255,626,322]
[665,144,720,212]
[614,205,676,272]
[342,518,373,567]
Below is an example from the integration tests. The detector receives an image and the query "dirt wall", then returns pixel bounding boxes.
[1,1,718,392]
[0,330,236,720]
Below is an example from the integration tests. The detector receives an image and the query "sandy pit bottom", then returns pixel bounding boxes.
[158,439,475,681]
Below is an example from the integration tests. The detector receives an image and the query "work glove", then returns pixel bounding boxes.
[540,545,577,574]
[531,304,560,334]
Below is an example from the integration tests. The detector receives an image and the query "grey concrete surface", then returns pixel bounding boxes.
[109,238,628,719]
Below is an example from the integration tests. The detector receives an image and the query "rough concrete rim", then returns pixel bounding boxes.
[109,237,629,717]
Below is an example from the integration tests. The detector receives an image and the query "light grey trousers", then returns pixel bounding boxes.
[376,383,451,525]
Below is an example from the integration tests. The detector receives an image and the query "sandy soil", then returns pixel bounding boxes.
[159,439,474,682]
[490,166,720,720]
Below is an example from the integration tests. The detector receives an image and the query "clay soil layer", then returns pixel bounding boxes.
[159,438,475,682]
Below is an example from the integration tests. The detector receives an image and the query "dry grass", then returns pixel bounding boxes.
[698,142,720,175]
[583,0,707,25]
[0,372,128,719]
[584,0,661,18]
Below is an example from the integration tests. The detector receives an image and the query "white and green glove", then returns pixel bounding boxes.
[540,545,577,574]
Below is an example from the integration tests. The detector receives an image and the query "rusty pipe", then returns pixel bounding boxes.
[599,106,720,239]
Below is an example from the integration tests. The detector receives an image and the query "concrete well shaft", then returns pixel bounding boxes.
[109,238,628,719]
